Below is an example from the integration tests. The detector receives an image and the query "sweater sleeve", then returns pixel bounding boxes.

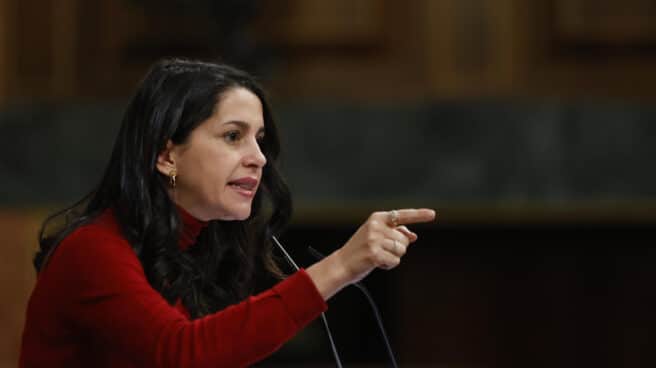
[47,226,327,368]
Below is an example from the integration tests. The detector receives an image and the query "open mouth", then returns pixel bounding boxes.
[228,177,258,197]
[228,182,256,191]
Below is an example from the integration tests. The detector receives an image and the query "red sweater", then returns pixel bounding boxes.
[19,209,327,368]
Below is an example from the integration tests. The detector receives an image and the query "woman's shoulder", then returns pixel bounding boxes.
[33,209,149,310]
[68,209,127,242]
[52,209,137,266]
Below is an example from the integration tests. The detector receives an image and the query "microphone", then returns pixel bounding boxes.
[307,246,399,368]
[271,235,400,368]
[271,236,344,368]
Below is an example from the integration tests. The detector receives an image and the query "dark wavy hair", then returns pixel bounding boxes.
[34,58,292,318]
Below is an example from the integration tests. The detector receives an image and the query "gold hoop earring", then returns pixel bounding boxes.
[169,169,177,188]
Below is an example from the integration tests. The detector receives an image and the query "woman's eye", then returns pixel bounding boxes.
[224,131,241,142]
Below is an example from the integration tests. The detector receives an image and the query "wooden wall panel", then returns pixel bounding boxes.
[4,0,656,104]
[517,0,656,100]
[14,0,53,93]
[0,210,41,368]
[50,0,79,98]
[1,0,79,102]
[424,0,521,97]
[260,0,433,102]
[553,0,656,44]
[260,0,384,46]
[74,0,218,97]
[0,0,10,102]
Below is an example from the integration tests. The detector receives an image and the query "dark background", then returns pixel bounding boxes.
[259,222,656,367]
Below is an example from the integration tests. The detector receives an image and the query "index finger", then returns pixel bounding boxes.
[393,208,437,225]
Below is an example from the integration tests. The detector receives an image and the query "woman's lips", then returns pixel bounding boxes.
[228,177,259,198]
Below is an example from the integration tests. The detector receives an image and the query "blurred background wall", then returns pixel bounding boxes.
[2,0,656,367]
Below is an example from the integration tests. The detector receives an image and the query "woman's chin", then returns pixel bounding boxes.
[202,200,253,221]
[215,208,251,221]
[233,212,251,221]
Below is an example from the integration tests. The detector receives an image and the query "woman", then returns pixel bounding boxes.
[20,58,435,367]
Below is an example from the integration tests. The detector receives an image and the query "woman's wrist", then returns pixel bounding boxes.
[305,250,351,301]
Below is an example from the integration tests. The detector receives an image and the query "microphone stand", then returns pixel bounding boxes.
[307,246,400,368]
[271,235,400,368]
[271,236,344,368]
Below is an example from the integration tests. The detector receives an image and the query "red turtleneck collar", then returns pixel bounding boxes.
[176,205,208,251]
[96,206,208,252]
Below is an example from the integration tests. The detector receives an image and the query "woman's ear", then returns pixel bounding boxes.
[156,140,176,176]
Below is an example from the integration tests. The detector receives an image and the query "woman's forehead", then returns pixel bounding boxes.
[213,88,264,125]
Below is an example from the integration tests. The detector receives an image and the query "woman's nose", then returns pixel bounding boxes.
[244,139,267,168]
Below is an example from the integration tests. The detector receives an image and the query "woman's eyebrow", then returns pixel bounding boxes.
[222,120,248,129]
[223,120,265,134]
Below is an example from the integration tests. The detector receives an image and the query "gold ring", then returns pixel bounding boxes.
[389,210,399,227]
